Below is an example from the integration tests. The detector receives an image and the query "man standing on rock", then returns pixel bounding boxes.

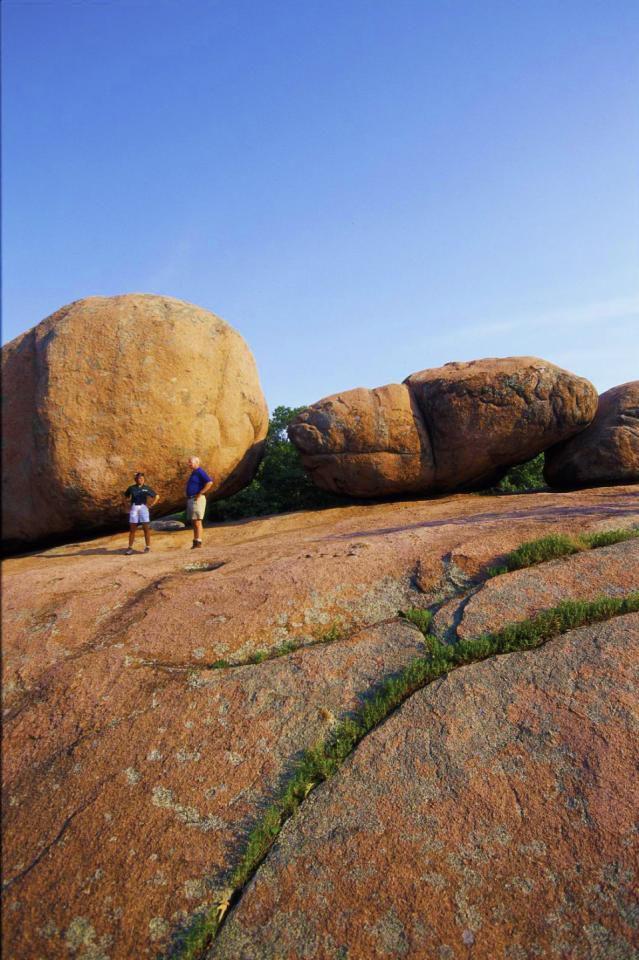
[186,456,213,549]
[123,472,160,555]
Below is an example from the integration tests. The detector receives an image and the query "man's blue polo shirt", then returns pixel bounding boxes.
[186,467,212,498]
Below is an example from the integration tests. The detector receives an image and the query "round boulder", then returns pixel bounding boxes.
[405,356,598,490]
[2,294,268,543]
[544,380,639,488]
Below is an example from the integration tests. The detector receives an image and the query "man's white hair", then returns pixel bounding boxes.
[188,456,200,466]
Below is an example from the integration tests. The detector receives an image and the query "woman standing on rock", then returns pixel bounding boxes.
[123,472,160,554]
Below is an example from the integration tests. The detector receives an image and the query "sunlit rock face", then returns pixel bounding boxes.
[544,380,639,488]
[1,294,268,543]
[287,383,435,496]
[290,356,598,496]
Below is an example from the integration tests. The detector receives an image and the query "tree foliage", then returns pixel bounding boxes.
[206,406,341,521]
[492,453,546,493]
[198,412,548,524]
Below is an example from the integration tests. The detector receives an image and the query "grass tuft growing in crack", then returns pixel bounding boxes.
[201,623,347,673]
[171,591,639,959]
[244,623,345,666]
[398,607,433,635]
[581,528,639,549]
[487,527,639,577]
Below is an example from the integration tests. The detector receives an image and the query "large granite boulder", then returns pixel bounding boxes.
[290,357,597,497]
[1,294,268,543]
[544,381,639,489]
[288,384,434,496]
[405,357,597,491]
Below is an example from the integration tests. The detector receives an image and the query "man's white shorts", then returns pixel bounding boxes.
[129,504,150,524]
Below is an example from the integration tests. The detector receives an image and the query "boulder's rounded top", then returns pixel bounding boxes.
[404,355,585,385]
[600,379,639,402]
[44,290,225,321]
[5,293,238,349]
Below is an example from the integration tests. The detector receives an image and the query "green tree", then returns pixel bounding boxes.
[206,406,341,521]
[492,453,546,493]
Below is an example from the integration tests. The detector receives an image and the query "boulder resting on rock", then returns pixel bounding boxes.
[1,294,268,543]
[544,380,639,489]
[289,357,597,497]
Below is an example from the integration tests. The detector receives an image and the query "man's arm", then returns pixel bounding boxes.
[197,469,213,497]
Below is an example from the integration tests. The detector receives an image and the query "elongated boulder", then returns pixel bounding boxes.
[544,381,639,489]
[289,357,597,497]
[288,384,434,496]
[1,294,268,543]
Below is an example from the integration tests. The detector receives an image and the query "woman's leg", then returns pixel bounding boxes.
[128,523,137,548]
[142,523,151,547]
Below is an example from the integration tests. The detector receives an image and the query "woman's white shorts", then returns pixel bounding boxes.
[129,504,150,524]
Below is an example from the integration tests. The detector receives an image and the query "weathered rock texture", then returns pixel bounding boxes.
[406,356,597,491]
[545,380,639,489]
[2,485,638,958]
[1,294,268,543]
[289,357,597,497]
[2,621,427,960]
[214,613,639,960]
[433,538,639,642]
[286,383,435,496]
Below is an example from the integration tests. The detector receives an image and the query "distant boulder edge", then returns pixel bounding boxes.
[1,294,269,543]
[544,380,639,488]
[288,356,598,497]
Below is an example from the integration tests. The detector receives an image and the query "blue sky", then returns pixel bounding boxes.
[3,0,638,410]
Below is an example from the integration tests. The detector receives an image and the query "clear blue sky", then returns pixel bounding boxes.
[3,0,638,410]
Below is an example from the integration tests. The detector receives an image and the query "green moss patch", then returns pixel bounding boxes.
[487,527,639,577]
[203,623,346,672]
